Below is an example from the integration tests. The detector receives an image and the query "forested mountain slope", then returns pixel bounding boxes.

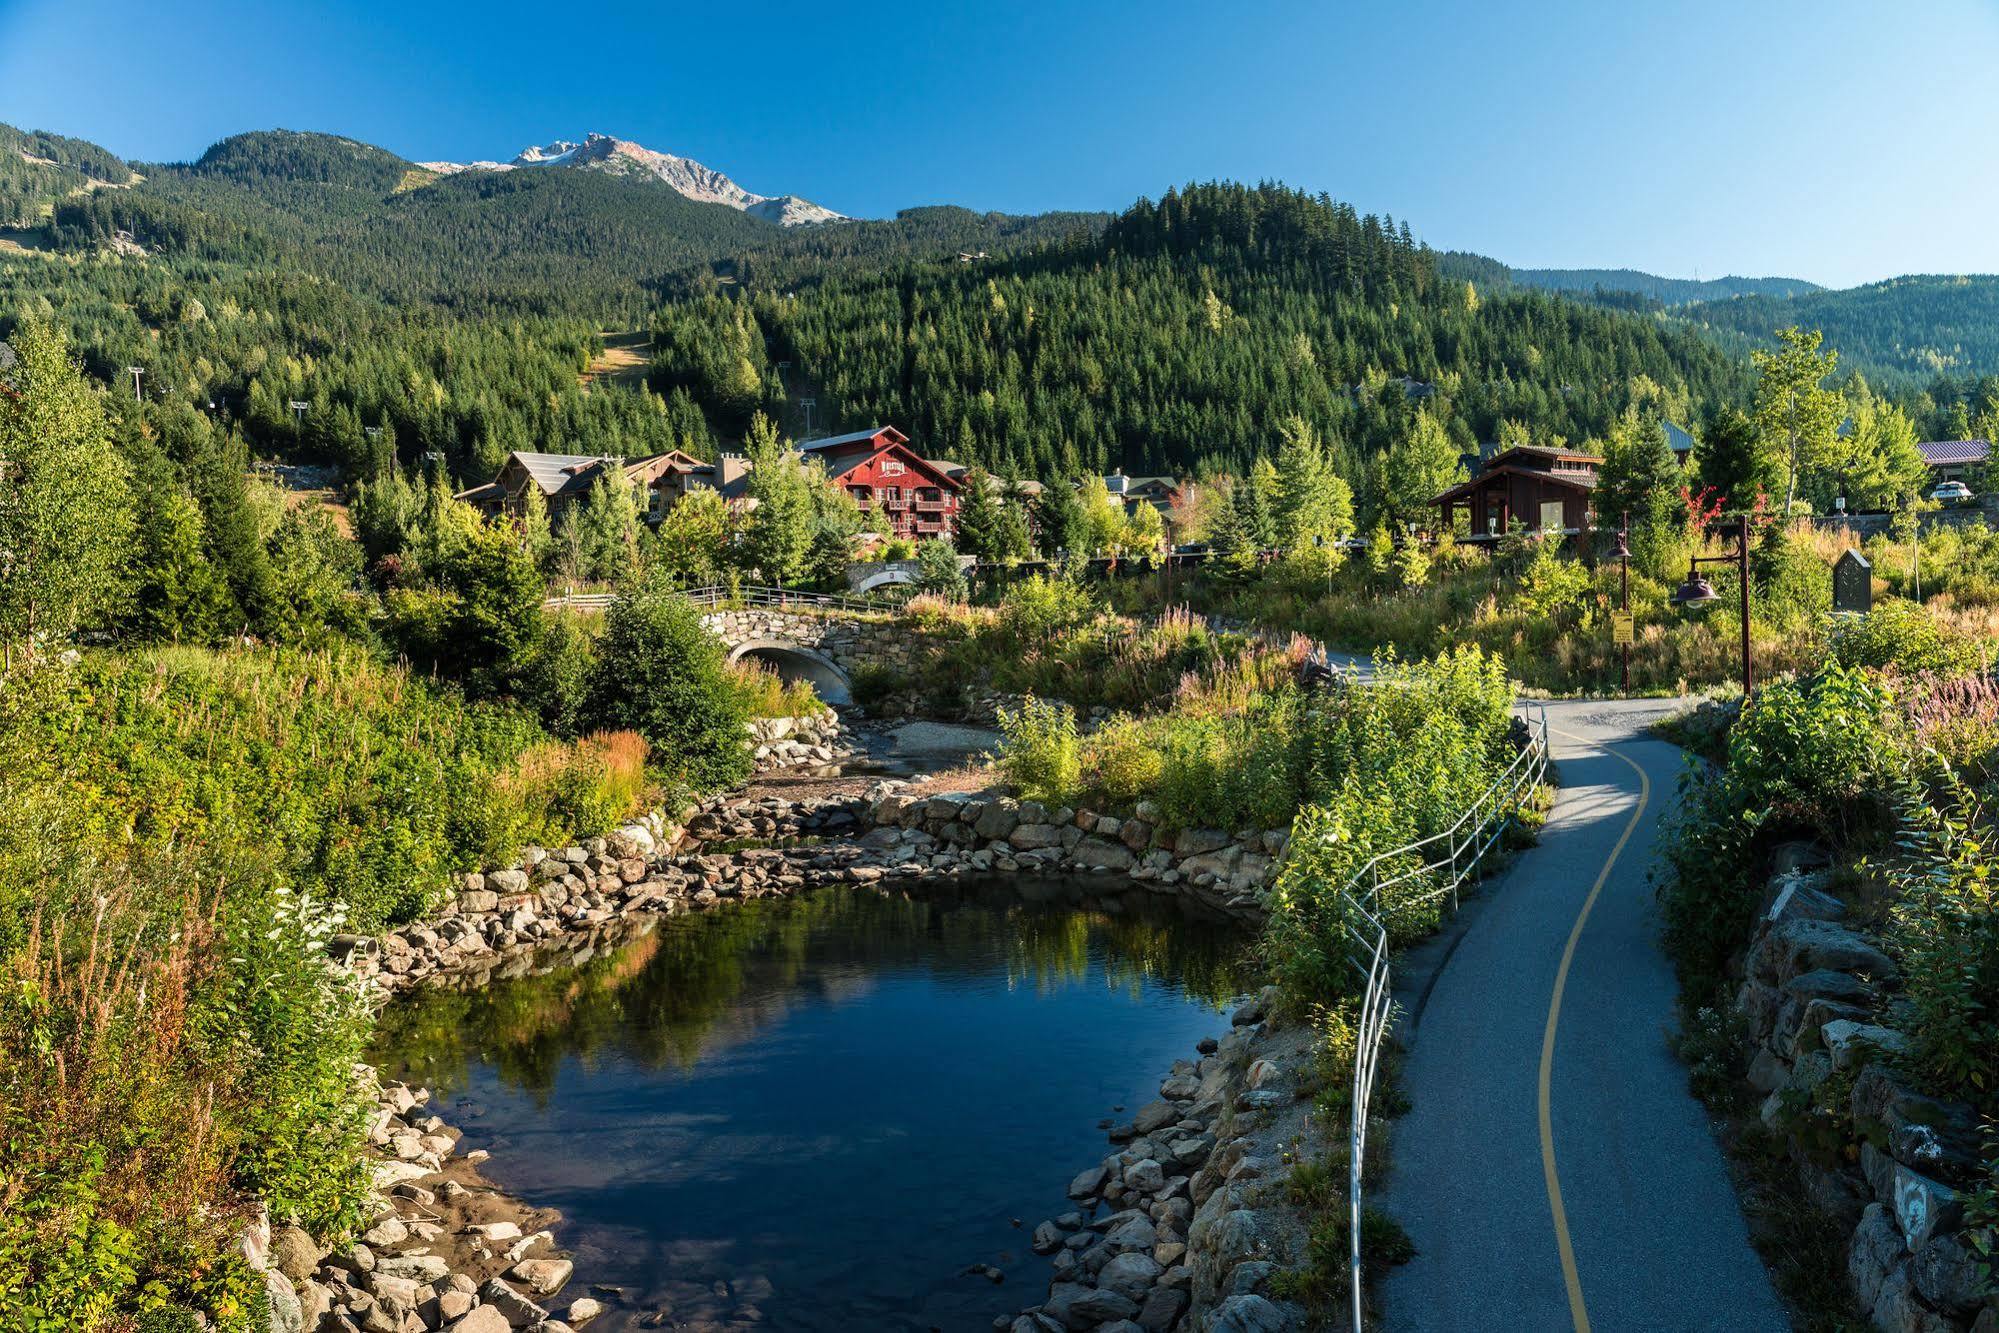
[35,129,1099,319]
[1436,253,1818,306]
[0,127,1754,486]
[1680,274,1999,385]
[0,123,136,229]
[654,184,1752,479]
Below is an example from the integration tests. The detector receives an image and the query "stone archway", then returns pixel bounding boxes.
[727,641,853,706]
[852,566,918,594]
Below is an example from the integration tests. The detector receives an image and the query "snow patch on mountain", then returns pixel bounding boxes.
[418,132,844,226]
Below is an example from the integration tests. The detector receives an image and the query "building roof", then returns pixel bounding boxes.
[1665,421,1697,454]
[1482,444,1604,469]
[822,441,962,491]
[457,449,694,506]
[1431,463,1598,507]
[1918,439,1991,468]
[799,426,909,454]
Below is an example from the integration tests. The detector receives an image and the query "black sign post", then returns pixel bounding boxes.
[1833,549,1872,615]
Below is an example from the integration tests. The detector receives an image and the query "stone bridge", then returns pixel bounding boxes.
[701,607,925,705]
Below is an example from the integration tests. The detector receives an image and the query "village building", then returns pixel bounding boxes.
[655,453,756,512]
[1917,439,1990,484]
[455,449,700,524]
[1431,444,1602,539]
[1087,468,1185,515]
[800,426,963,539]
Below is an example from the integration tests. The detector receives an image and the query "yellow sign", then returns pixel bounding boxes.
[1611,612,1635,646]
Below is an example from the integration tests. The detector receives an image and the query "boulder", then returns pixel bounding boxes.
[264,1270,304,1333]
[269,1225,323,1284]
[443,1308,514,1333]
[1136,1287,1188,1332]
[477,1278,548,1327]
[566,1296,606,1326]
[1892,1165,1963,1251]
[1072,837,1135,871]
[1821,1020,1909,1071]
[1031,1220,1066,1255]
[1205,1294,1303,1332]
[1097,1252,1163,1301]
[1123,1158,1166,1194]
[1175,828,1230,856]
[488,868,530,894]
[1068,1165,1109,1200]
[374,1253,449,1284]
[1910,1232,1987,1317]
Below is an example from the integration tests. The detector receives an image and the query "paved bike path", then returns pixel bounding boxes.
[1380,700,1787,1332]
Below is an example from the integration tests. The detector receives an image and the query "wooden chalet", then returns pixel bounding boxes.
[801,426,962,539]
[457,449,702,524]
[1432,444,1603,540]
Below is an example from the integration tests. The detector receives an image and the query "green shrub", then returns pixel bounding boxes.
[587,579,752,791]
[1823,599,1982,677]
[996,574,1100,646]
[1661,662,1900,999]
[997,696,1081,805]
[1081,714,1166,802]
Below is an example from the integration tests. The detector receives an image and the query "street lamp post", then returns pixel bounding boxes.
[1670,513,1754,696]
[1614,512,1632,695]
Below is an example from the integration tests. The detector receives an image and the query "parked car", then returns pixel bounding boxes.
[1929,480,1974,503]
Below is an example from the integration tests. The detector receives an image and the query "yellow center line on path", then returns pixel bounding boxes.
[1539,727,1651,1333]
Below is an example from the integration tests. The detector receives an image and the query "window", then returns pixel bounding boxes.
[882,487,900,503]
[1539,500,1565,531]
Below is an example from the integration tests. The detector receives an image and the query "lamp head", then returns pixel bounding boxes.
[1671,574,1720,608]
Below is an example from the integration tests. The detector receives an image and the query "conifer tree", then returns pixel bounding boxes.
[740,411,814,585]
[0,318,133,650]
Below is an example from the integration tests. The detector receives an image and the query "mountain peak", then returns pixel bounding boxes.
[418,132,844,226]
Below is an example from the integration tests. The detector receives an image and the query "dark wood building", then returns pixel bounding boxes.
[1432,445,1602,540]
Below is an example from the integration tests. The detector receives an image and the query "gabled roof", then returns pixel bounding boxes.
[800,426,910,454]
[1432,463,1598,507]
[822,440,962,492]
[1918,439,1991,467]
[1481,444,1603,470]
[1665,421,1697,454]
[512,451,617,500]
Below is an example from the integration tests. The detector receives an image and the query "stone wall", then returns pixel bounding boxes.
[699,606,928,680]
[864,786,1286,921]
[1007,986,1312,1333]
[1732,847,1996,1333]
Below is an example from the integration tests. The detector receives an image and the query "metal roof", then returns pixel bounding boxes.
[1918,439,1991,467]
[800,426,907,453]
[1665,421,1697,453]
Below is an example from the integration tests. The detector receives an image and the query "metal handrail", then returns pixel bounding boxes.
[1344,701,1549,1331]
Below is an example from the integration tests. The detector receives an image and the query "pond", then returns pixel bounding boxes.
[372,877,1253,1333]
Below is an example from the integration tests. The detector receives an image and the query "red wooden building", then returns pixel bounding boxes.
[802,426,962,540]
[1432,444,1602,540]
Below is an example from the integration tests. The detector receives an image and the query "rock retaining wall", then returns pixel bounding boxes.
[1732,846,1997,1333]
[864,787,1285,921]
[1002,986,1312,1333]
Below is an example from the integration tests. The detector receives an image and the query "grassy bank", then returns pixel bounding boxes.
[1099,524,1993,695]
[0,644,660,1328]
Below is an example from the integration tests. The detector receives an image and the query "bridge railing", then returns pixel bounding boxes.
[1340,701,1549,1332]
[544,584,911,614]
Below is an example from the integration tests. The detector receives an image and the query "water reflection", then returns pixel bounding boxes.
[373,877,1251,1332]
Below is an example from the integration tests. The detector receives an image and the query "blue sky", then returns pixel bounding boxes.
[3,0,1996,288]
